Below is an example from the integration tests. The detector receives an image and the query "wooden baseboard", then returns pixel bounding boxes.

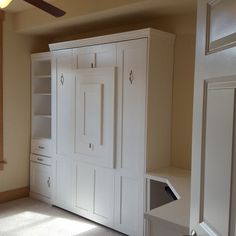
[0,187,29,204]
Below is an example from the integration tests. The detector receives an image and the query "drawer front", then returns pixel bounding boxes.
[31,139,52,156]
[30,154,52,166]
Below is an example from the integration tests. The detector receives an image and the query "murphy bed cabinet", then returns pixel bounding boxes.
[49,28,175,236]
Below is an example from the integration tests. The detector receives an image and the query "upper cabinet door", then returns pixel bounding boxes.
[75,67,116,168]
[55,49,75,156]
[117,38,148,176]
[73,44,116,69]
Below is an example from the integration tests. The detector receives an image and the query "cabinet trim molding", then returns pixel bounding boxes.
[49,28,174,51]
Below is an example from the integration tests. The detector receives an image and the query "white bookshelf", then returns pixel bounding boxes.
[31,53,52,141]
[30,52,52,204]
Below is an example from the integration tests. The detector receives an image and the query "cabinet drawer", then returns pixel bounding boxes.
[31,139,52,156]
[30,154,52,166]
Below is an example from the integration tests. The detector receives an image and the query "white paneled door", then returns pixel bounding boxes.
[55,49,75,156]
[191,0,236,235]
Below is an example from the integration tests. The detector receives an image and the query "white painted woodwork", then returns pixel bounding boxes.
[53,158,73,210]
[114,38,148,236]
[74,161,94,215]
[191,0,236,235]
[31,138,52,157]
[145,167,190,236]
[55,49,75,156]
[31,53,52,141]
[30,154,52,166]
[115,175,140,235]
[75,68,115,168]
[30,53,53,204]
[206,0,236,53]
[50,28,175,236]
[74,161,115,226]
[202,88,234,236]
[93,166,114,226]
[73,44,116,69]
[117,39,147,176]
[30,162,51,198]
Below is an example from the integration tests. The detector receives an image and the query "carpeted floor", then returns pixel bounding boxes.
[0,198,125,236]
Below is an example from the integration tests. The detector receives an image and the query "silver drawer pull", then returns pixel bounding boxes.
[129,70,134,84]
[47,177,51,188]
[37,157,44,162]
[60,73,64,85]
[38,146,45,150]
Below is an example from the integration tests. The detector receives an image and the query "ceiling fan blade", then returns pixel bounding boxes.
[23,0,65,17]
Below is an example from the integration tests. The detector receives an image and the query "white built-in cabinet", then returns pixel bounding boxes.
[48,28,175,236]
[30,53,52,203]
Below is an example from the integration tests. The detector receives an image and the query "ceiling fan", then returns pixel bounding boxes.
[0,0,66,17]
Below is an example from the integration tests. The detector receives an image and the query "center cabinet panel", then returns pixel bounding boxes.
[75,68,116,168]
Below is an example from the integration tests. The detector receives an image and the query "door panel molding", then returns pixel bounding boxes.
[206,0,236,54]
[199,77,236,235]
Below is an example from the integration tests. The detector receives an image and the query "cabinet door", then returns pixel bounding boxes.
[75,68,116,168]
[74,161,94,216]
[30,162,51,198]
[73,44,116,69]
[74,161,115,226]
[115,38,148,236]
[53,158,73,210]
[55,49,75,156]
[117,38,147,176]
[93,166,114,226]
[114,175,141,236]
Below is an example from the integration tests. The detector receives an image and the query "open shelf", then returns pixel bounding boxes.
[31,53,52,142]
[34,93,51,96]
[34,114,52,118]
[145,167,191,231]
[32,60,51,77]
[32,116,51,139]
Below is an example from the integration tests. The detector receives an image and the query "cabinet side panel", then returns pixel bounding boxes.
[146,33,175,171]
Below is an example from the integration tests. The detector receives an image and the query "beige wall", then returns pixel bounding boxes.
[153,15,196,170]
[0,14,48,192]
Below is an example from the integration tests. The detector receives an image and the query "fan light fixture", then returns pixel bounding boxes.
[0,0,12,8]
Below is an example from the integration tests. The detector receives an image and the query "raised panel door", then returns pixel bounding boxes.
[73,44,116,69]
[53,158,73,209]
[117,38,147,176]
[93,166,115,226]
[30,162,51,198]
[114,38,147,236]
[191,1,236,235]
[74,161,94,216]
[114,175,141,236]
[55,49,75,156]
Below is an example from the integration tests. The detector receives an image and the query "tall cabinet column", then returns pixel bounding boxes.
[51,49,75,210]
